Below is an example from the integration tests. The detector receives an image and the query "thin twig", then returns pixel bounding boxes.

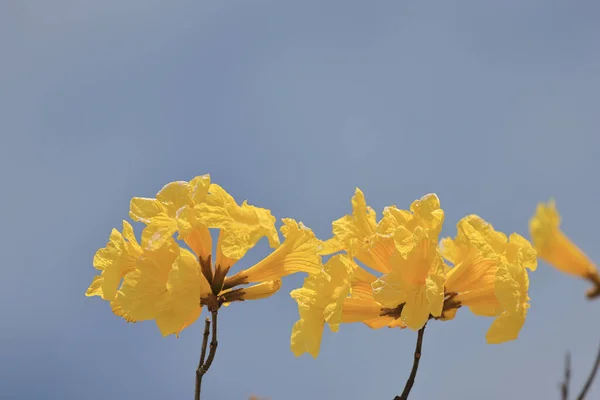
[576,342,600,400]
[394,323,427,400]
[195,310,219,399]
[562,352,571,400]
[194,318,211,400]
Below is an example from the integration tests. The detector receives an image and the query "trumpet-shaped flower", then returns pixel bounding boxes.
[441,215,536,343]
[290,252,408,358]
[371,194,446,330]
[86,220,143,301]
[88,175,322,337]
[290,255,354,358]
[529,200,600,298]
[291,189,440,359]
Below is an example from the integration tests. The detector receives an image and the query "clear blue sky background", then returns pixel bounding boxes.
[2,1,600,399]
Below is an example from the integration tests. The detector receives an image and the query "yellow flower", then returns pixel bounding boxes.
[85,220,143,301]
[529,200,600,298]
[371,194,446,330]
[223,219,322,288]
[341,274,407,330]
[89,175,322,337]
[292,190,439,359]
[290,252,408,358]
[441,215,536,343]
[290,255,354,358]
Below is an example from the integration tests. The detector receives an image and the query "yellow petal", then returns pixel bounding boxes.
[340,297,383,323]
[290,314,326,359]
[235,219,322,283]
[215,229,238,269]
[121,221,140,251]
[195,187,280,260]
[362,316,402,329]
[129,197,164,224]
[445,252,497,295]
[485,262,530,344]
[329,188,377,247]
[406,193,445,236]
[176,205,213,260]
[323,256,355,331]
[112,239,179,322]
[486,313,526,344]
[440,237,462,265]
[221,280,282,302]
[90,222,143,301]
[350,279,376,300]
[327,188,391,273]
[439,307,458,321]
[506,233,537,271]
[154,248,212,337]
[92,229,124,271]
[372,240,445,330]
[289,255,354,357]
[318,236,344,256]
[189,174,211,204]
[387,318,408,329]
[140,215,178,250]
[85,276,104,297]
[530,200,596,277]
[377,206,408,235]
[400,284,434,330]
[155,181,194,216]
[241,280,282,300]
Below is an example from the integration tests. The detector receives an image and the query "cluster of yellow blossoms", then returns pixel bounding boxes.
[86,175,321,336]
[87,175,599,358]
[291,190,537,357]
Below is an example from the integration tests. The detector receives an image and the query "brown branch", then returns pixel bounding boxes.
[576,342,600,400]
[195,318,211,400]
[394,323,427,400]
[195,310,219,399]
[561,352,571,400]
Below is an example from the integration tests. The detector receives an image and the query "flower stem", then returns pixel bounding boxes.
[395,323,427,400]
[195,310,219,400]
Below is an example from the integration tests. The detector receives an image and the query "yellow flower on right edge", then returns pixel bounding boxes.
[529,199,600,299]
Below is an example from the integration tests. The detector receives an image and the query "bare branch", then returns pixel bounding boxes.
[195,318,211,400]
[201,310,219,373]
[576,342,600,400]
[195,311,220,400]
[394,323,427,400]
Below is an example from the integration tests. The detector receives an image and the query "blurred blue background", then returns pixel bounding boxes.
[2,1,600,399]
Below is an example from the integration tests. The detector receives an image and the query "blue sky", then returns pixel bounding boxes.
[2,1,600,399]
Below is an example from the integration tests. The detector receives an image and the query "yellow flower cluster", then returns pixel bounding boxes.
[290,190,537,358]
[86,175,322,337]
